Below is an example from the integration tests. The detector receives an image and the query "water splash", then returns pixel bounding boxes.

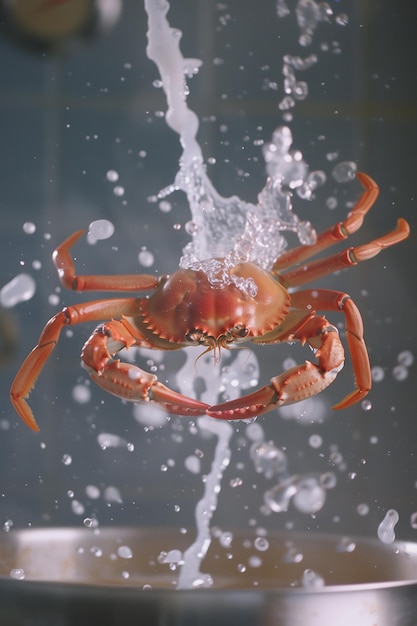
[144,0,316,296]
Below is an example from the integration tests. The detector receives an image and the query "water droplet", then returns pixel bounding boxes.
[336,536,356,553]
[397,350,414,367]
[97,432,127,450]
[117,545,133,559]
[292,476,326,514]
[87,219,115,244]
[104,486,123,504]
[392,365,408,381]
[250,441,287,479]
[308,434,322,448]
[254,536,269,552]
[371,366,385,382]
[301,568,325,588]
[377,509,399,544]
[113,185,125,197]
[217,532,233,549]
[248,555,262,568]
[357,502,370,516]
[335,13,349,26]
[71,500,85,515]
[10,568,25,580]
[0,273,36,308]
[72,384,91,404]
[23,222,36,234]
[138,249,155,267]
[332,161,357,183]
[83,517,97,528]
[158,199,172,212]
[185,455,201,474]
[85,485,100,499]
[106,170,119,182]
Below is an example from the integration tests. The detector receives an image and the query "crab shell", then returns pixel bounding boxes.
[140,263,290,345]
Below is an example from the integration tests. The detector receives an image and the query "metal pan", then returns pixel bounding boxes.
[1,527,417,625]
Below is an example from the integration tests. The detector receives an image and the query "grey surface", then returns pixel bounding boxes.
[0,0,416,556]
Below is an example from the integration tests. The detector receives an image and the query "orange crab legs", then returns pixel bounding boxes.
[273,171,380,274]
[273,172,409,287]
[10,299,209,433]
[207,291,363,420]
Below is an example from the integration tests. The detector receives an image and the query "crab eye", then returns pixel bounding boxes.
[230,325,249,339]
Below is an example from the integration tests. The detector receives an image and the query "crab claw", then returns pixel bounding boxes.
[207,384,277,421]
[150,382,210,417]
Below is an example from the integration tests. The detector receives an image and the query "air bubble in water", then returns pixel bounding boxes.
[361,399,372,411]
[87,219,115,244]
[377,509,399,544]
[61,454,72,466]
[331,161,357,183]
[0,273,36,308]
[410,512,417,529]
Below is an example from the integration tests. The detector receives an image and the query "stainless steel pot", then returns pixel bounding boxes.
[1,527,417,625]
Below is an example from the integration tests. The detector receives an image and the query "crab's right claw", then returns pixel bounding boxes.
[207,385,277,421]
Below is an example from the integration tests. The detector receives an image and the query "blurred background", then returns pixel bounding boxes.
[0,0,415,544]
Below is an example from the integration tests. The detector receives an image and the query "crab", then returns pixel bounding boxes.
[11,173,409,431]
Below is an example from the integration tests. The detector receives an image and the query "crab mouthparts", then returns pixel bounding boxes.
[196,336,228,365]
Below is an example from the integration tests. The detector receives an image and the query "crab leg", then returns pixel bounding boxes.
[207,313,345,421]
[81,321,209,416]
[10,298,142,431]
[53,230,161,292]
[281,217,409,288]
[272,171,379,273]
